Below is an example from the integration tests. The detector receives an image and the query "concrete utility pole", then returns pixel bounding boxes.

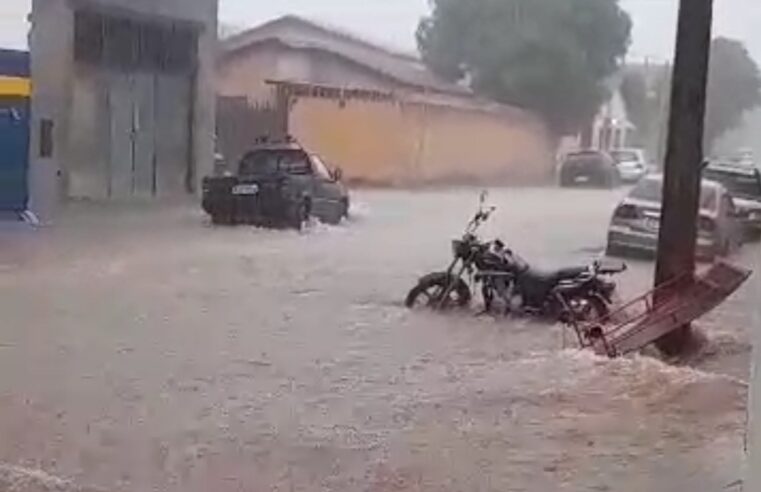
[654,0,713,355]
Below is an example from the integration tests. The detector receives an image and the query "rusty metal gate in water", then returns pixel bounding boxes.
[575,261,752,357]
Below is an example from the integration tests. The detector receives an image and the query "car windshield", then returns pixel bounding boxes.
[630,178,718,211]
[610,150,639,163]
[703,168,761,199]
[311,155,333,180]
[239,149,311,175]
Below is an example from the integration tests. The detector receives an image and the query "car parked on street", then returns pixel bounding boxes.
[559,150,619,188]
[703,161,761,241]
[606,174,744,261]
[202,138,349,229]
[609,148,649,183]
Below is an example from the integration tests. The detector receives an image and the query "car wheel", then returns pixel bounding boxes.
[289,199,311,230]
[325,204,343,225]
[211,213,232,226]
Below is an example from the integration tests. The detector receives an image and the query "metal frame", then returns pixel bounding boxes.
[574,261,751,358]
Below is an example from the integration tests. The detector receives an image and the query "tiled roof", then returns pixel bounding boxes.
[220,15,470,96]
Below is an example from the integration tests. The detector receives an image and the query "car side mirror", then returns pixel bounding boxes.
[331,167,344,182]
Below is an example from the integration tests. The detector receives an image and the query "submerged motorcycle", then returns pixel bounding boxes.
[405,193,627,325]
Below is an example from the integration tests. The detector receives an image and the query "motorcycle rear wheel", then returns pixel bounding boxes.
[405,274,472,310]
[570,295,610,324]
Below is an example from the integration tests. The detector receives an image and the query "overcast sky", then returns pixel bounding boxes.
[1,0,760,64]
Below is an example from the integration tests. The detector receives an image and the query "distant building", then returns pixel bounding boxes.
[216,16,554,186]
[28,0,218,222]
[591,89,636,151]
[559,86,636,159]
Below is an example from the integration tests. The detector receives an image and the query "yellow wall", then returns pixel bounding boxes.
[288,95,555,186]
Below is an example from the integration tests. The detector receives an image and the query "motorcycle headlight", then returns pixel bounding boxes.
[452,240,464,257]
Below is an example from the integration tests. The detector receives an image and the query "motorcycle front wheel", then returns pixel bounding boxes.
[405,273,472,310]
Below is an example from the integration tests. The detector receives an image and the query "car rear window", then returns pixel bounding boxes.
[239,149,311,175]
[703,168,761,199]
[610,150,639,163]
[565,153,606,166]
[630,178,718,211]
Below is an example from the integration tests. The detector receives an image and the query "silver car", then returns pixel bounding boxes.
[609,148,649,183]
[606,174,744,260]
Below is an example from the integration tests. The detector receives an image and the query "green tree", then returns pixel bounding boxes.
[619,64,671,159]
[417,0,632,136]
[620,70,650,139]
[705,37,761,150]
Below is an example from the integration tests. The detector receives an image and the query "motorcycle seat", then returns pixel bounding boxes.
[525,266,589,285]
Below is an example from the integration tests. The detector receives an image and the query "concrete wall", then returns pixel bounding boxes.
[288,95,555,186]
[218,46,554,186]
[29,0,217,221]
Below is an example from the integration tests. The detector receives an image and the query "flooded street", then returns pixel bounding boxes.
[1,187,758,491]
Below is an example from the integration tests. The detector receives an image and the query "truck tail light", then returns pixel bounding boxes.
[614,204,640,219]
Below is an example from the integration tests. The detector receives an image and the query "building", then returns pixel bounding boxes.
[559,86,636,160]
[216,16,554,186]
[590,89,635,151]
[28,0,218,222]
[0,49,31,219]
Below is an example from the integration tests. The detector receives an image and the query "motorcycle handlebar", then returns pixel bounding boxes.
[469,206,496,228]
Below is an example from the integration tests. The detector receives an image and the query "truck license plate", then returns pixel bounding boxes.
[232,184,259,195]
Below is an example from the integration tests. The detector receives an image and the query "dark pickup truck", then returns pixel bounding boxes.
[704,161,761,241]
[202,140,350,229]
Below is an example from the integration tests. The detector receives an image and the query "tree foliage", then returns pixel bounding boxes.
[705,37,761,149]
[620,70,650,136]
[417,0,632,135]
[619,65,671,156]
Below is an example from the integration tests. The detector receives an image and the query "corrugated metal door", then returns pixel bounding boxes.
[155,73,192,195]
[74,11,197,200]
[133,72,157,197]
[107,74,134,199]
[106,73,167,199]
[0,99,29,211]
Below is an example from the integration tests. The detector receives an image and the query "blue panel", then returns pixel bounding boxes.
[0,99,30,211]
[0,49,30,78]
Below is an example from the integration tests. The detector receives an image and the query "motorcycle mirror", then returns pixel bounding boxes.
[479,190,489,205]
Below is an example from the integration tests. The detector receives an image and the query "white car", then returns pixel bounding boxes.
[609,148,649,183]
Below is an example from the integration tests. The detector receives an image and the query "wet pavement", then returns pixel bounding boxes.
[0,187,758,491]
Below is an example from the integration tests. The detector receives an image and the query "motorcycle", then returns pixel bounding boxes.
[404,192,627,325]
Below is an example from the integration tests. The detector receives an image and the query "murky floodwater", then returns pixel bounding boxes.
[0,188,758,491]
